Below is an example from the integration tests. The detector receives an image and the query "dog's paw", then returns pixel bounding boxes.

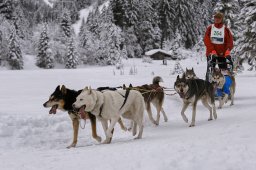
[164,117,168,122]
[213,113,217,120]
[230,103,234,106]
[107,133,113,138]
[66,143,76,149]
[95,136,102,143]
[153,121,159,126]
[134,136,142,140]
[208,118,213,121]
[189,124,195,127]
[182,116,188,123]
[102,139,111,144]
[218,106,222,109]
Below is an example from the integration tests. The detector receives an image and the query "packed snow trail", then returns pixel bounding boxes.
[0,58,256,170]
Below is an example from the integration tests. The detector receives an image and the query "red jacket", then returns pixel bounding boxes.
[204,23,233,57]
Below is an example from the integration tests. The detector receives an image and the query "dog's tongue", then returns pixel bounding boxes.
[79,106,87,119]
[179,92,185,98]
[49,105,57,114]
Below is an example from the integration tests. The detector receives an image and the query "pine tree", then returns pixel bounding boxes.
[65,38,78,69]
[122,0,140,27]
[174,0,201,48]
[60,9,71,38]
[36,25,54,69]
[123,27,142,58]
[137,21,161,53]
[158,0,175,48]
[234,1,256,65]
[171,61,184,75]
[0,15,11,65]
[13,3,30,39]
[7,29,23,70]
[110,0,126,28]
[98,23,124,65]
[0,0,14,20]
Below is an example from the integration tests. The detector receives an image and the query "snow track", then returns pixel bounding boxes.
[0,57,256,170]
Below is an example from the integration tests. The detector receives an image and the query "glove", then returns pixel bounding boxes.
[211,50,217,56]
[224,50,231,57]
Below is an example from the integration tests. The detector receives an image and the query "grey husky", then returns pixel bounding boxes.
[184,68,198,80]
[174,74,217,127]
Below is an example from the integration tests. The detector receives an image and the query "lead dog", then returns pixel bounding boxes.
[174,74,217,127]
[43,85,126,148]
[73,87,145,144]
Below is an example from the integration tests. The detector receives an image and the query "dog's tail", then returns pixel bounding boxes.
[231,76,236,94]
[153,76,163,85]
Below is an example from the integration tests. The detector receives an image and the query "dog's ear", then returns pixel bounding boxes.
[186,67,188,71]
[122,84,126,89]
[83,86,89,91]
[61,85,67,94]
[192,67,194,71]
[129,83,133,88]
[55,85,60,91]
[88,86,92,94]
[176,75,180,80]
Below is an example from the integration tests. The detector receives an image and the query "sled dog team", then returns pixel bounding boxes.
[43,68,236,148]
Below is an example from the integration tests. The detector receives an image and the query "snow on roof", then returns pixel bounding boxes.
[145,49,173,56]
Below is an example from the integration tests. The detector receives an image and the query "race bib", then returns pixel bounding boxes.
[210,24,225,44]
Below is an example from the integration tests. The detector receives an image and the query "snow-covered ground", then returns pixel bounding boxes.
[1,55,256,170]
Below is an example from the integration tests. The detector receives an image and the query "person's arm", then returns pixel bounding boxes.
[204,26,215,53]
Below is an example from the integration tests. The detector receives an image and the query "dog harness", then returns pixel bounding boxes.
[118,89,130,110]
[216,75,232,97]
[98,89,130,118]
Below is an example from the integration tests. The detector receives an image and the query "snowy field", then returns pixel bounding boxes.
[1,56,256,170]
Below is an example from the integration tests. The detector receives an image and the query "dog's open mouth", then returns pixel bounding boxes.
[178,92,185,98]
[78,105,87,119]
[49,104,58,114]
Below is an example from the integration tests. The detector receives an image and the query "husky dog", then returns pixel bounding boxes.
[211,69,236,108]
[43,85,126,148]
[124,76,168,126]
[184,68,198,80]
[174,74,217,127]
[73,87,145,144]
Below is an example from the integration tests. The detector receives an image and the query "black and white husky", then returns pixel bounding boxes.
[73,87,145,144]
[174,74,217,127]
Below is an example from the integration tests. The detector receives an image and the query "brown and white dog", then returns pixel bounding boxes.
[124,76,168,126]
